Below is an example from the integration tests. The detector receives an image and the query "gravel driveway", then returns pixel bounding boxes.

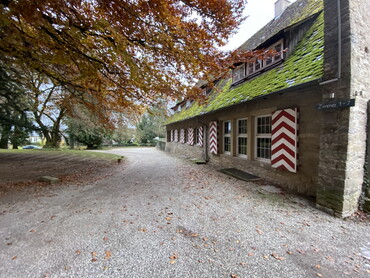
[0,147,369,278]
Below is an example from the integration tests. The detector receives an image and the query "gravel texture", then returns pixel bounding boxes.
[0,147,369,278]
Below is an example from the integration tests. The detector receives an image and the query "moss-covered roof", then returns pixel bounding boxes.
[167,0,324,125]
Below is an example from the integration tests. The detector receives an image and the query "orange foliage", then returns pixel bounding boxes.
[0,0,248,120]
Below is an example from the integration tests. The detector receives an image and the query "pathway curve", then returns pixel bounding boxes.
[0,147,369,278]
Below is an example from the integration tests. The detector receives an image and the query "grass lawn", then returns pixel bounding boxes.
[0,149,122,161]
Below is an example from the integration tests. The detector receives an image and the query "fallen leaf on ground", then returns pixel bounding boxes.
[165,217,171,221]
[30,230,36,233]
[247,252,254,257]
[191,233,198,237]
[91,252,97,257]
[316,273,322,277]
[239,262,247,266]
[75,250,81,254]
[12,256,17,260]
[138,228,147,232]
[256,229,264,235]
[286,251,293,255]
[103,237,109,241]
[315,265,321,269]
[104,251,111,259]
[169,254,178,260]
[91,258,97,262]
[170,260,176,264]
[271,253,285,261]
[230,274,239,278]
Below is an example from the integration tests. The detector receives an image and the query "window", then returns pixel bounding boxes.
[237,119,248,157]
[223,121,232,154]
[255,115,272,161]
[203,87,212,95]
[232,64,246,83]
[232,40,284,83]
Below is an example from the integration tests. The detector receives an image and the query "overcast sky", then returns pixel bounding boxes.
[222,0,297,51]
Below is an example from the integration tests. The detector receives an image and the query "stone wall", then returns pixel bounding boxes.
[167,84,323,196]
[316,0,370,217]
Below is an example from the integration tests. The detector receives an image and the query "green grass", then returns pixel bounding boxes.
[0,149,122,161]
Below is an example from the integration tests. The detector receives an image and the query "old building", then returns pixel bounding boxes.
[165,0,370,217]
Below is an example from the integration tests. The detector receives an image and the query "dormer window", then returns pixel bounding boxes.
[203,87,212,95]
[232,63,246,83]
[232,39,284,85]
[186,99,193,108]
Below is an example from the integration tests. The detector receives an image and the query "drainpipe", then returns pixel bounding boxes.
[196,117,209,162]
[319,0,342,86]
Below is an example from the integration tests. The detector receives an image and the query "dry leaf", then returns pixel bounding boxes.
[271,253,285,261]
[316,274,322,277]
[191,233,198,237]
[239,262,247,266]
[230,274,239,278]
[91,258,97,262]
[12,256,17,260]
[247,252,254,257]
[315,265,321,269]
[256,229,264,235]
[75,250,81,254]
[165,217,171,221]
[286,251,293,255]
[91,252,97,257]
[104,251,112,259]
[170,260,176,264]
[30,229,36,233]
[103,237,109,241]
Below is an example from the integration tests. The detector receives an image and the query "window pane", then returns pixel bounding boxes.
[224,121,231,134]
[238,119,247,134]
[256,116,271,135]
[224,137,231,152]
[255,60,262,71]
[238,137,247,155]
[257,138,271,159]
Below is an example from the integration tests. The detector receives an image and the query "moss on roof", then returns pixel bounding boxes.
[167,2,324,125]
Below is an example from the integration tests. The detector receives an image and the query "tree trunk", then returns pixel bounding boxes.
[0,124,11,149]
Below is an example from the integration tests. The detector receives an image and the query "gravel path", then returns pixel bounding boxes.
[0,147,369,278]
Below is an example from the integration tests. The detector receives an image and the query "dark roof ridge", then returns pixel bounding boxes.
[238,0,323,52]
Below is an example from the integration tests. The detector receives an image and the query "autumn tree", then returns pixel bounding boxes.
[0,0,247,123]
[136,105,168,144]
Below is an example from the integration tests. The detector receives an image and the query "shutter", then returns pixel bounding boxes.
[180,129,185,144]
[174,130,178,142]
[170,130,173,142]
[209,121,218,154]
[198,126,204,147]
[271,108,298,173]
[188,128,194,145]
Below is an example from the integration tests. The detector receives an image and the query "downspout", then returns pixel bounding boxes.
[196,117,209,162]
[319,0,342,86]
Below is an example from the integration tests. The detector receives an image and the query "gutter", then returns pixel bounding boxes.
[319,0,341,86]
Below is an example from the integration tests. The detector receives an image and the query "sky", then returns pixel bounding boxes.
[222,0,297,51]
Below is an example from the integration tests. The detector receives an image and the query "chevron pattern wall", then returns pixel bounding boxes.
[198,126,204,147]
[170,130,173,142]
[174,129,178,142]
[271,108,298,173]
[188,128,194,145]
[180,129,185,144]
[209,121,218,154]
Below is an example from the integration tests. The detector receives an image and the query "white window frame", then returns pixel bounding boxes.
[264,40,284,67]
[255,115,272,163]
[237,118,248,158]
[223,120,232,155]
[232,63,246,83]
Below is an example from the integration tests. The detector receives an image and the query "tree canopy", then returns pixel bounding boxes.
[0,0,247,123]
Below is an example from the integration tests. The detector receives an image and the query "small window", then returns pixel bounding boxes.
[237,119,248,157]
[255,60,262,71]
[255,115,272,161]
[223,121,232,154]
[247,62,254,75]
[232,63,246,83]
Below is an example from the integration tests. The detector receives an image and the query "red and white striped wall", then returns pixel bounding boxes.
[198,126,204,147]
[180,129,185,144]
[188,128,194,145]
[209,121,218,154]
[271,108,298,173]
